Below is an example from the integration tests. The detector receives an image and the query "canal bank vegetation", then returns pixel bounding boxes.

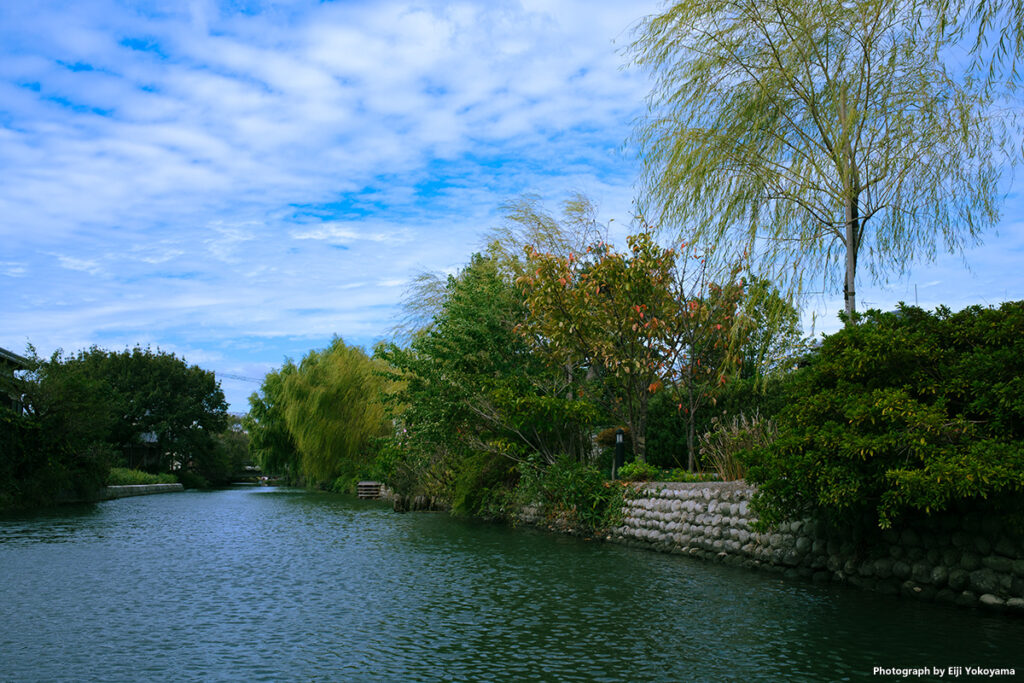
[0,346,248,511]
[741,303,1024,532]
[242,209,1024,538]
[245,0,1024,536]
[245,198,804,533]
[106,467,178,486]
[243,338,391,493]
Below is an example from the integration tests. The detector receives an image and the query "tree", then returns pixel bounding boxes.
[1,348,116,508]
[377,253,598,502]
[629,0,1008,319]
[69,347,228,474]
[278,338,389,487]
[519,228,743,466]
[244,363,301,480]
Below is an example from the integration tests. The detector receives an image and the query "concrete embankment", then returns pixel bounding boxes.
[101,483,184,499]
[520,481,1024,613]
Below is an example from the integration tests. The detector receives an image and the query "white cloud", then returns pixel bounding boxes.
[56,254,105,275]
[2,0,1018,413]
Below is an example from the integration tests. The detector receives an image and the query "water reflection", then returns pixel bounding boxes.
[1,487,1021,682]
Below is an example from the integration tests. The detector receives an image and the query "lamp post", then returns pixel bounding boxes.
[613,428,625,480]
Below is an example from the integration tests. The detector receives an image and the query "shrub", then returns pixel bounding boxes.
[176,470,210,490]
[451,451,519,519]
[616,460,661,482]
[106,467,177,486]
[742,303,1024,529]
[662,468,717,483]
[699,412,777,481]
[517,454,625,533]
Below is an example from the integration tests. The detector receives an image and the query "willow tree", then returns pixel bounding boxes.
[630,0,1008,319]
[279,338,389,486]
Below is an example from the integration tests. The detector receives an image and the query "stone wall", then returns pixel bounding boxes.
[101,483,184,499]
[607,481,1024,613]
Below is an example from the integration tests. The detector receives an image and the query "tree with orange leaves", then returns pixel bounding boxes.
[518,227,745,467]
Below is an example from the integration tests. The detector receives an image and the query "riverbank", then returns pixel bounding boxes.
[100,483,185,500]
[518,480,1024,614]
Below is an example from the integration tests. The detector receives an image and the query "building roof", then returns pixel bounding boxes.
[0,347,30,369]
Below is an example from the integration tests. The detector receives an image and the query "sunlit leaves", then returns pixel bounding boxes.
[519,226,745,466]
[629,0,1009,318]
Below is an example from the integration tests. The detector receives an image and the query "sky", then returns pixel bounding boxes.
[2,0,1022,413]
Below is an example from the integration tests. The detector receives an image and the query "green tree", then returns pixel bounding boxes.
[244,363,301,480]
[742,303,1024,529]
[69,347,228,475]
[377,253,598,510]
[278,338,389,488]
[629,0,1008,319]
[0,349,116,508]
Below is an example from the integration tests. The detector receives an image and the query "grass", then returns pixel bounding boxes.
[106,467,178,486]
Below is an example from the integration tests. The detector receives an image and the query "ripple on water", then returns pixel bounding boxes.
[2,487,1023,682]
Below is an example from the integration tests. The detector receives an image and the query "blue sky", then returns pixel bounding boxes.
[2,0,1022,413]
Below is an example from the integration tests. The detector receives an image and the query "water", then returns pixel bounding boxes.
[1,487,1021,682]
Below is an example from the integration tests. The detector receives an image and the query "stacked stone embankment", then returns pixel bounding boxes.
[101,483,184,499]
[610,481,1024,613]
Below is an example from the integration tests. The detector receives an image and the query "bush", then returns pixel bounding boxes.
[517,454,625,533]
[699,412,776,481]
[617,460,661,482]
[451,451,520,519]
[106,467,177,486]
[743,303,1024,529]
[661,468,718,483]
[175,470,210,490]
[617,462,717,483]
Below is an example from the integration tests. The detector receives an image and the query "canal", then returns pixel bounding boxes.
[1,487,1021,682]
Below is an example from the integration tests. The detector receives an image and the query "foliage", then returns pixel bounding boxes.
[450,451,520,519]
[661,468,718,483]
[516,454,626,534]
[742,303,1024,529]
[277,338,389,487]
[245,363,301,481]
[699,412,777,482]
[629,0,1008,318]
[595,426,632,451]
[518,226,744,465]
[200,415,252,485]
[68,346,228,475]
[176,470,209,490]
[0,344,230,509]
[939,0,1024,89]
[377,252,599,509]
[1,349,116,508]
[616,461,661,482]
[106,467,177,486]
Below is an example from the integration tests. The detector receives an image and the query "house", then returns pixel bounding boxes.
[0,346,29,372]
[0,346,29,413]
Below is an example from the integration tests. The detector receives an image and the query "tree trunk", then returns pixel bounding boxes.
[686,414,697,472]
[844,193,860,321]
[839,90,861,323]
[633,388,648,464]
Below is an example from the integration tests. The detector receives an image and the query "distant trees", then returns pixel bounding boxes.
[69,347,228,476]
[0,345,231,509]
[629,0,1009,319]
[244,363,300,479]
[246,338,389,490]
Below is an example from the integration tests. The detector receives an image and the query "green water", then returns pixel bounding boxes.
[1,487,1020,682]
